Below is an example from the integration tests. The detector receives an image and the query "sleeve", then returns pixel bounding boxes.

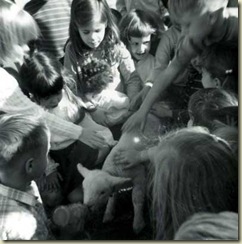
[0,72,83,141]
[117,43,142,98]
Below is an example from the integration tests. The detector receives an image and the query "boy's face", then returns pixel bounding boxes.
[39,90,63,109]
[128,35,151,61]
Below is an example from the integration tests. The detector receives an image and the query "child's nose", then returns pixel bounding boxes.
[137,44,145,54]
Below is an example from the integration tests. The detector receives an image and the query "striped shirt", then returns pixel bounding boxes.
[0,181,50,240]
[25,0,72,59]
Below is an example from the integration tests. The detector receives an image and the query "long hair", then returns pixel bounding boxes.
[0,0,39,65]
[69,0,119,58]
[200,43,238,93]
[188,88,238,131]
[151,126,238,240]
[119,9,158,47]
[174,211,238,240]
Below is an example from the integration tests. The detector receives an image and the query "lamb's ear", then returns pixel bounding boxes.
[109,176,132,192]
[77,163,90,178]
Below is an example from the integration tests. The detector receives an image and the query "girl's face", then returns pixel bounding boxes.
[78,20,107,49]
[128,35,151,61]
[38,90,63,109]
[201,67,220,88]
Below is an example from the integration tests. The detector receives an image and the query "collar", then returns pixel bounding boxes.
[0,181,39,207]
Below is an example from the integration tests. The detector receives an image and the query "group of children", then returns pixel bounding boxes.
[0,0,238,240]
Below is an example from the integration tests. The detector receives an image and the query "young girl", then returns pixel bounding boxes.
[20,51,116,205]
[199,43,238,93]
[151,126,238,239]
[64,0,142,126]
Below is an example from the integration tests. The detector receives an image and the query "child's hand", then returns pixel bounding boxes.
[150,102,172,118]
[80,128,108,149]
[46,172,63,191]
[114,149,142,169]
[90,109,109,126]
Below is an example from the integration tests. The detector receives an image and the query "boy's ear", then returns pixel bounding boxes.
[25,158,34,174]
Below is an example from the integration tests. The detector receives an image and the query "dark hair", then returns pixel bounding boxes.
[188,88,238,131]
[119,9,158,47]
[174,211,238,240]
[151,126,238,240]
[200,43,238,93]
[20,51,65,99]
[69,0,120,58]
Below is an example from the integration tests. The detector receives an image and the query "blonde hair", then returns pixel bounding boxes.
[0,0,39,65]
[0,113,49,168]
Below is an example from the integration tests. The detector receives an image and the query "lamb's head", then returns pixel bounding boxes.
[77,164,132,211]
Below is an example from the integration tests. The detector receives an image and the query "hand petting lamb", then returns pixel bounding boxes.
[77,113,163,234]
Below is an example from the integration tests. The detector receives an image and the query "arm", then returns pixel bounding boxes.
[118,43,142,99]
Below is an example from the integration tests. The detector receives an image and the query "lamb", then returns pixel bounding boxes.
[77,113,163,234]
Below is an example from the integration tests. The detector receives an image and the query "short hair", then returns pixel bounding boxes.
[200,43,238,93]
[168,0,228,17]
[0,113,49,168]
[0,0,39,65]
[20,51,65,99]
[119,9,158,47]
[151,126,238,240]
[174,211,238,240]
[188,88,238,131]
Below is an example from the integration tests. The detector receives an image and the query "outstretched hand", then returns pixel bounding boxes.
[80,128,108,149]
[122,109,147,133]
[113,149,142,169]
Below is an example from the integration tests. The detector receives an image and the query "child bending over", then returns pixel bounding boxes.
[0,113,52,240]
[20,51,116,205]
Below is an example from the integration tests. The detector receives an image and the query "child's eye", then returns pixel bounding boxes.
[95,29,101,33]
[83,31,90,35]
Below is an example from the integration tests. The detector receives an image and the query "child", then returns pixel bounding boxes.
[116,0,167,33]
[199,43,238,93]
[20,51,116,205]
[0,0,107,154]
[174,211,238,240]
[64,0,142,126]
[187,88,238,131]
[119,9,158,85]
[114,88,238,169]
[0,113,51,240]
[152,126,238,239]
[123,0,238,132]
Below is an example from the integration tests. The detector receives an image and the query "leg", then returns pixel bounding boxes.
[102,193,117,223]
[131,171,146,234]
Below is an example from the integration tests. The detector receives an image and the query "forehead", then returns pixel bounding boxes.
[129,35,151,43]
[78,17,106,31]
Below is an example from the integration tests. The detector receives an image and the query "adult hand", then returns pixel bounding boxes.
[80,128,108,149]
[122,109,147,132]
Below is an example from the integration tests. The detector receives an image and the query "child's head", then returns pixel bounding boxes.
[200,43,238,93]
[188,88,238,131]
[0,113,49,184]
[168,0,228,38]
[119,9,158,61]
[20,51,65,109]
[174,211,238,240]
[69,0,119,55]
[151,126,238,240]
[0,0,39,65]
[81,58,113,94]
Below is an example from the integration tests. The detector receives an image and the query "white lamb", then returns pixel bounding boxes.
[77,113,163,234]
